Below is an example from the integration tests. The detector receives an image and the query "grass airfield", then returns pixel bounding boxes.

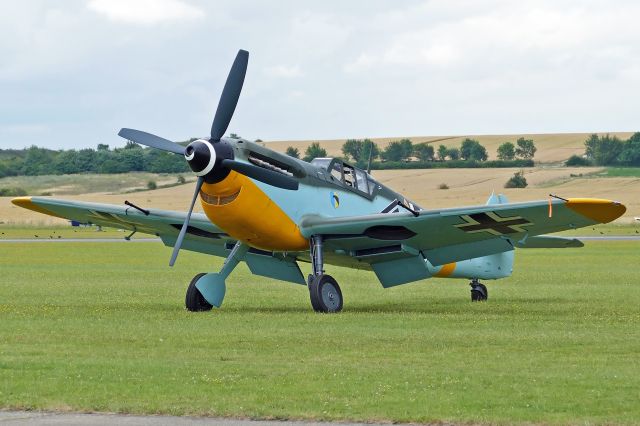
[1,239,639,424]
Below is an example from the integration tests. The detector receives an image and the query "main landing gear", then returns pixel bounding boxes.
[470,278,488,302]
[308,235,343,313]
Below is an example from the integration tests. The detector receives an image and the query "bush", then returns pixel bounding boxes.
[565,155,591,166]
[504,171,528,188]
[0,187,28,196]
[438,183,449,190]
[177,175,186,184]
[147,180,157,190]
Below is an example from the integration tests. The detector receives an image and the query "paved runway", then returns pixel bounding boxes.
[0,411,406,426]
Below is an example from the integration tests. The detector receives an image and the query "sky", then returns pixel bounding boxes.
[1,0,639,150]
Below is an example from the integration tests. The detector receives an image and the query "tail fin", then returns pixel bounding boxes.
[486,191,509,205]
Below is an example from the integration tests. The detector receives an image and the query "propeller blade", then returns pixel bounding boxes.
[169,176,204,266]
[118,128,186,155]
[210,50,249,141]
[221,159,298,190]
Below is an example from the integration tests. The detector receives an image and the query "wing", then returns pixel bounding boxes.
[12,196,308,284]
[300,198,625,267]
[12,196,232,257]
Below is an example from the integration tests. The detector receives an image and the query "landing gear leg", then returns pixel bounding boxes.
[185,241,248,311]
[308,235,343,313]
[470,278,488,302]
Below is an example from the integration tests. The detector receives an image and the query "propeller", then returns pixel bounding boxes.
[169,176,204,266]
[211,49,248,141]
[221,159,298,190]
[117,49,299,266]
[118,128,185,155]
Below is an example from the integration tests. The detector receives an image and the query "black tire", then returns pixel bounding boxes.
[185,273,213,312]
[471,283,488,302]
[309,274,343,313]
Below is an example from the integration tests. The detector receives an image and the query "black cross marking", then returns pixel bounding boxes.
[455,211,533,236]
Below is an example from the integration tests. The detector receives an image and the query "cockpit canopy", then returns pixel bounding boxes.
[311,157,374,195]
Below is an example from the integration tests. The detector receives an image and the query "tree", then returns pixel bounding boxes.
[303,142,327,162]
[382,139,413,162]
[97,143,109,151]
[437,144,448,161]
[496,142,516,161]
[285,146,300,159]
[361,139,380,167]
[21,146,54,175]
[619,132,640,166]
[460,138,488,161]
[446,147,460,160]
[584,134,623,166]
[515,137,537,160]
[342,139,379,165]
[413,143,435,161]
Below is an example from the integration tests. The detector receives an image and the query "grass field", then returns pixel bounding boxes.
[1,240,639,424]
[0,173,193,196]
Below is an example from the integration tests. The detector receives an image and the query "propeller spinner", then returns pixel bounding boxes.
[117,49,298,266]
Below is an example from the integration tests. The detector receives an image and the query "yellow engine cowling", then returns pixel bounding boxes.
[199,171,308,251]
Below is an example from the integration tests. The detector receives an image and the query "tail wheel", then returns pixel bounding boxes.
[470,283,488,302]
[309,274,343,313]
[185,273,213,312]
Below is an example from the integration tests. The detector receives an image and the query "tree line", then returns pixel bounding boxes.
[0,142,190,178]
[286,137,537,169]
[566,133,640,166]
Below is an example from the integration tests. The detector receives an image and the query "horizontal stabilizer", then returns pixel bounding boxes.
[515,235,584,248]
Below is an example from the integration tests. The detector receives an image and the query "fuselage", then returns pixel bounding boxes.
[199,137,414,251]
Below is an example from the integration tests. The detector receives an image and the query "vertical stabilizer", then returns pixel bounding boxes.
[486,191,509,205]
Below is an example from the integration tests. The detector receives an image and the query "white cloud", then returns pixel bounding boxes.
[265,65,302,78]
[87,0,204,25]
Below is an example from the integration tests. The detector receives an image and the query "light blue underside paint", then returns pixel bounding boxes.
[253,179,395,223]
[245,254,306,285]
[196,243,249,307]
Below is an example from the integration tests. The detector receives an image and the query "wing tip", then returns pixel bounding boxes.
[11,196,66,219]
[566,198,626,224]
[11,196,33,209]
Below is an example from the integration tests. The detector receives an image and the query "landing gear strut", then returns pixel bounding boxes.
[470,279,488,302]
[184,242,248,312]
[308,235,343,313]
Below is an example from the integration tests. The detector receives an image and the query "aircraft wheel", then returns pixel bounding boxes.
[309,274,343,313]
[185,273,213,312]
[470,282,488,302]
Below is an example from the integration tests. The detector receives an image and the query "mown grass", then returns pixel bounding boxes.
[597,167,640,178]
[0,241,639,424]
